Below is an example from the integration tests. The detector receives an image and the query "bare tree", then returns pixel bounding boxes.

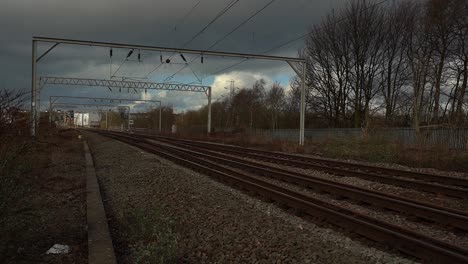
[303,9,351,127]
[344,0,386,128]
[407,2,433,133]
[0,88,28,135]
[451,0,468,124]
[379,1,413,123]
[265,82,285,129]
[426,0,459,123]
[248,79,266,129]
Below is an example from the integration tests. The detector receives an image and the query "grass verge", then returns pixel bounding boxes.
[164,131,468,172]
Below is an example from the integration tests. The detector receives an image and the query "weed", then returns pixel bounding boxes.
[0,136,32,258]
[125,207,178,264]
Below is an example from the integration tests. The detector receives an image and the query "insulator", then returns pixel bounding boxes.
[145,89,147,94]
[180,53,187,62]
[160,54,163,63]
[110,48,113,57]
[126,49,134,58]
[201,55,204,64]
[138,52,141,61]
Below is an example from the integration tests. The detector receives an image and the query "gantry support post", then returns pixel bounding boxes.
[207,87,212,134]
[128,108,131,131]
[49,96,52,125]
[36,84,41,128]
[299,62,306,145]
[31,40,37,138]
[159,102,162,133]
[32,36,304,138]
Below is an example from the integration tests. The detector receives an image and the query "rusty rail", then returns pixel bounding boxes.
[95,130,468,263]
[133,133,468,198]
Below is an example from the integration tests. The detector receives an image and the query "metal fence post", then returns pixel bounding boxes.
[31,40,37,138]
[159,102,162,133]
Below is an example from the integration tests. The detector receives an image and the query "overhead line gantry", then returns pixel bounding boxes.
[49,95,163,132]
[31,36,307,144]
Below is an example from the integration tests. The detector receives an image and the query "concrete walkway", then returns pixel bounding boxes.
[84,140,117,264]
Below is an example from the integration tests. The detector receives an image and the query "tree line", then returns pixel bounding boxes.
[178,0,468,132]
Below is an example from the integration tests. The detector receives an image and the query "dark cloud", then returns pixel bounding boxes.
[1,0,348,110]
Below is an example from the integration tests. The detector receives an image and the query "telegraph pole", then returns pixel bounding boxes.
[224,80,238,128]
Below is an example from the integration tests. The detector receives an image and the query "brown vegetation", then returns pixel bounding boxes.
[1,88,87,263]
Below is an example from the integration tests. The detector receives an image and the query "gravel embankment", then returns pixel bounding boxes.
[84,131,417,264]
[191,150,468,247]
[289,152,468,180]
[215,152,468,212]
[221,167,468,249]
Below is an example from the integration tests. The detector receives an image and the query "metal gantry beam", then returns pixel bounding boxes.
[52,103,130,108]
[40,76,211,134]
[33,36,305,63]
[40,76,210,93]
[49,95,163,132]
[31,36,306,144]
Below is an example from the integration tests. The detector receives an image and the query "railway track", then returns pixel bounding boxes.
[130,133,468,199]
[94,130,468,263]
[117,131,468,230]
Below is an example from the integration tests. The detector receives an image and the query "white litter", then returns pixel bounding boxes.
[45,244,70,254]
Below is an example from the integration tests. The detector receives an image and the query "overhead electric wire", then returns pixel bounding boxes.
[264,0,391,54]
[208,0,275,50]
[181,0,240,48]
[145,0,240,79]
[111,53,130,77]
[193,0,392,81]
[174,1,202,31]
[163,0,276,82]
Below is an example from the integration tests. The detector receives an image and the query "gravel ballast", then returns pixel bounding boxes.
[212,151,468,213]
[84,131,417,263]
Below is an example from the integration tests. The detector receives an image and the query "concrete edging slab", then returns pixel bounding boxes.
[84,140,117,264]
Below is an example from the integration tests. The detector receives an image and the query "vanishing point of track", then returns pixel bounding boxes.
[94,130,468,263]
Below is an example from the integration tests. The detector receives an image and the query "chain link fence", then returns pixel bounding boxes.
[249,127,468,150]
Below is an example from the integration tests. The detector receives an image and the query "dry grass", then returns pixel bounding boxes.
[0,123,87,263]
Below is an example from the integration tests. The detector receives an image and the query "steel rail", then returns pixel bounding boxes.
[93,130,468,263]
[127,133,468,199]
[120,132,468,231]
[167,136,468,188]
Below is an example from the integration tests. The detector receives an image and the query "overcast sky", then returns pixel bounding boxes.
[0,0,349,112]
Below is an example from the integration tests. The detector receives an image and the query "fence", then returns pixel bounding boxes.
[249,127,468,150]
